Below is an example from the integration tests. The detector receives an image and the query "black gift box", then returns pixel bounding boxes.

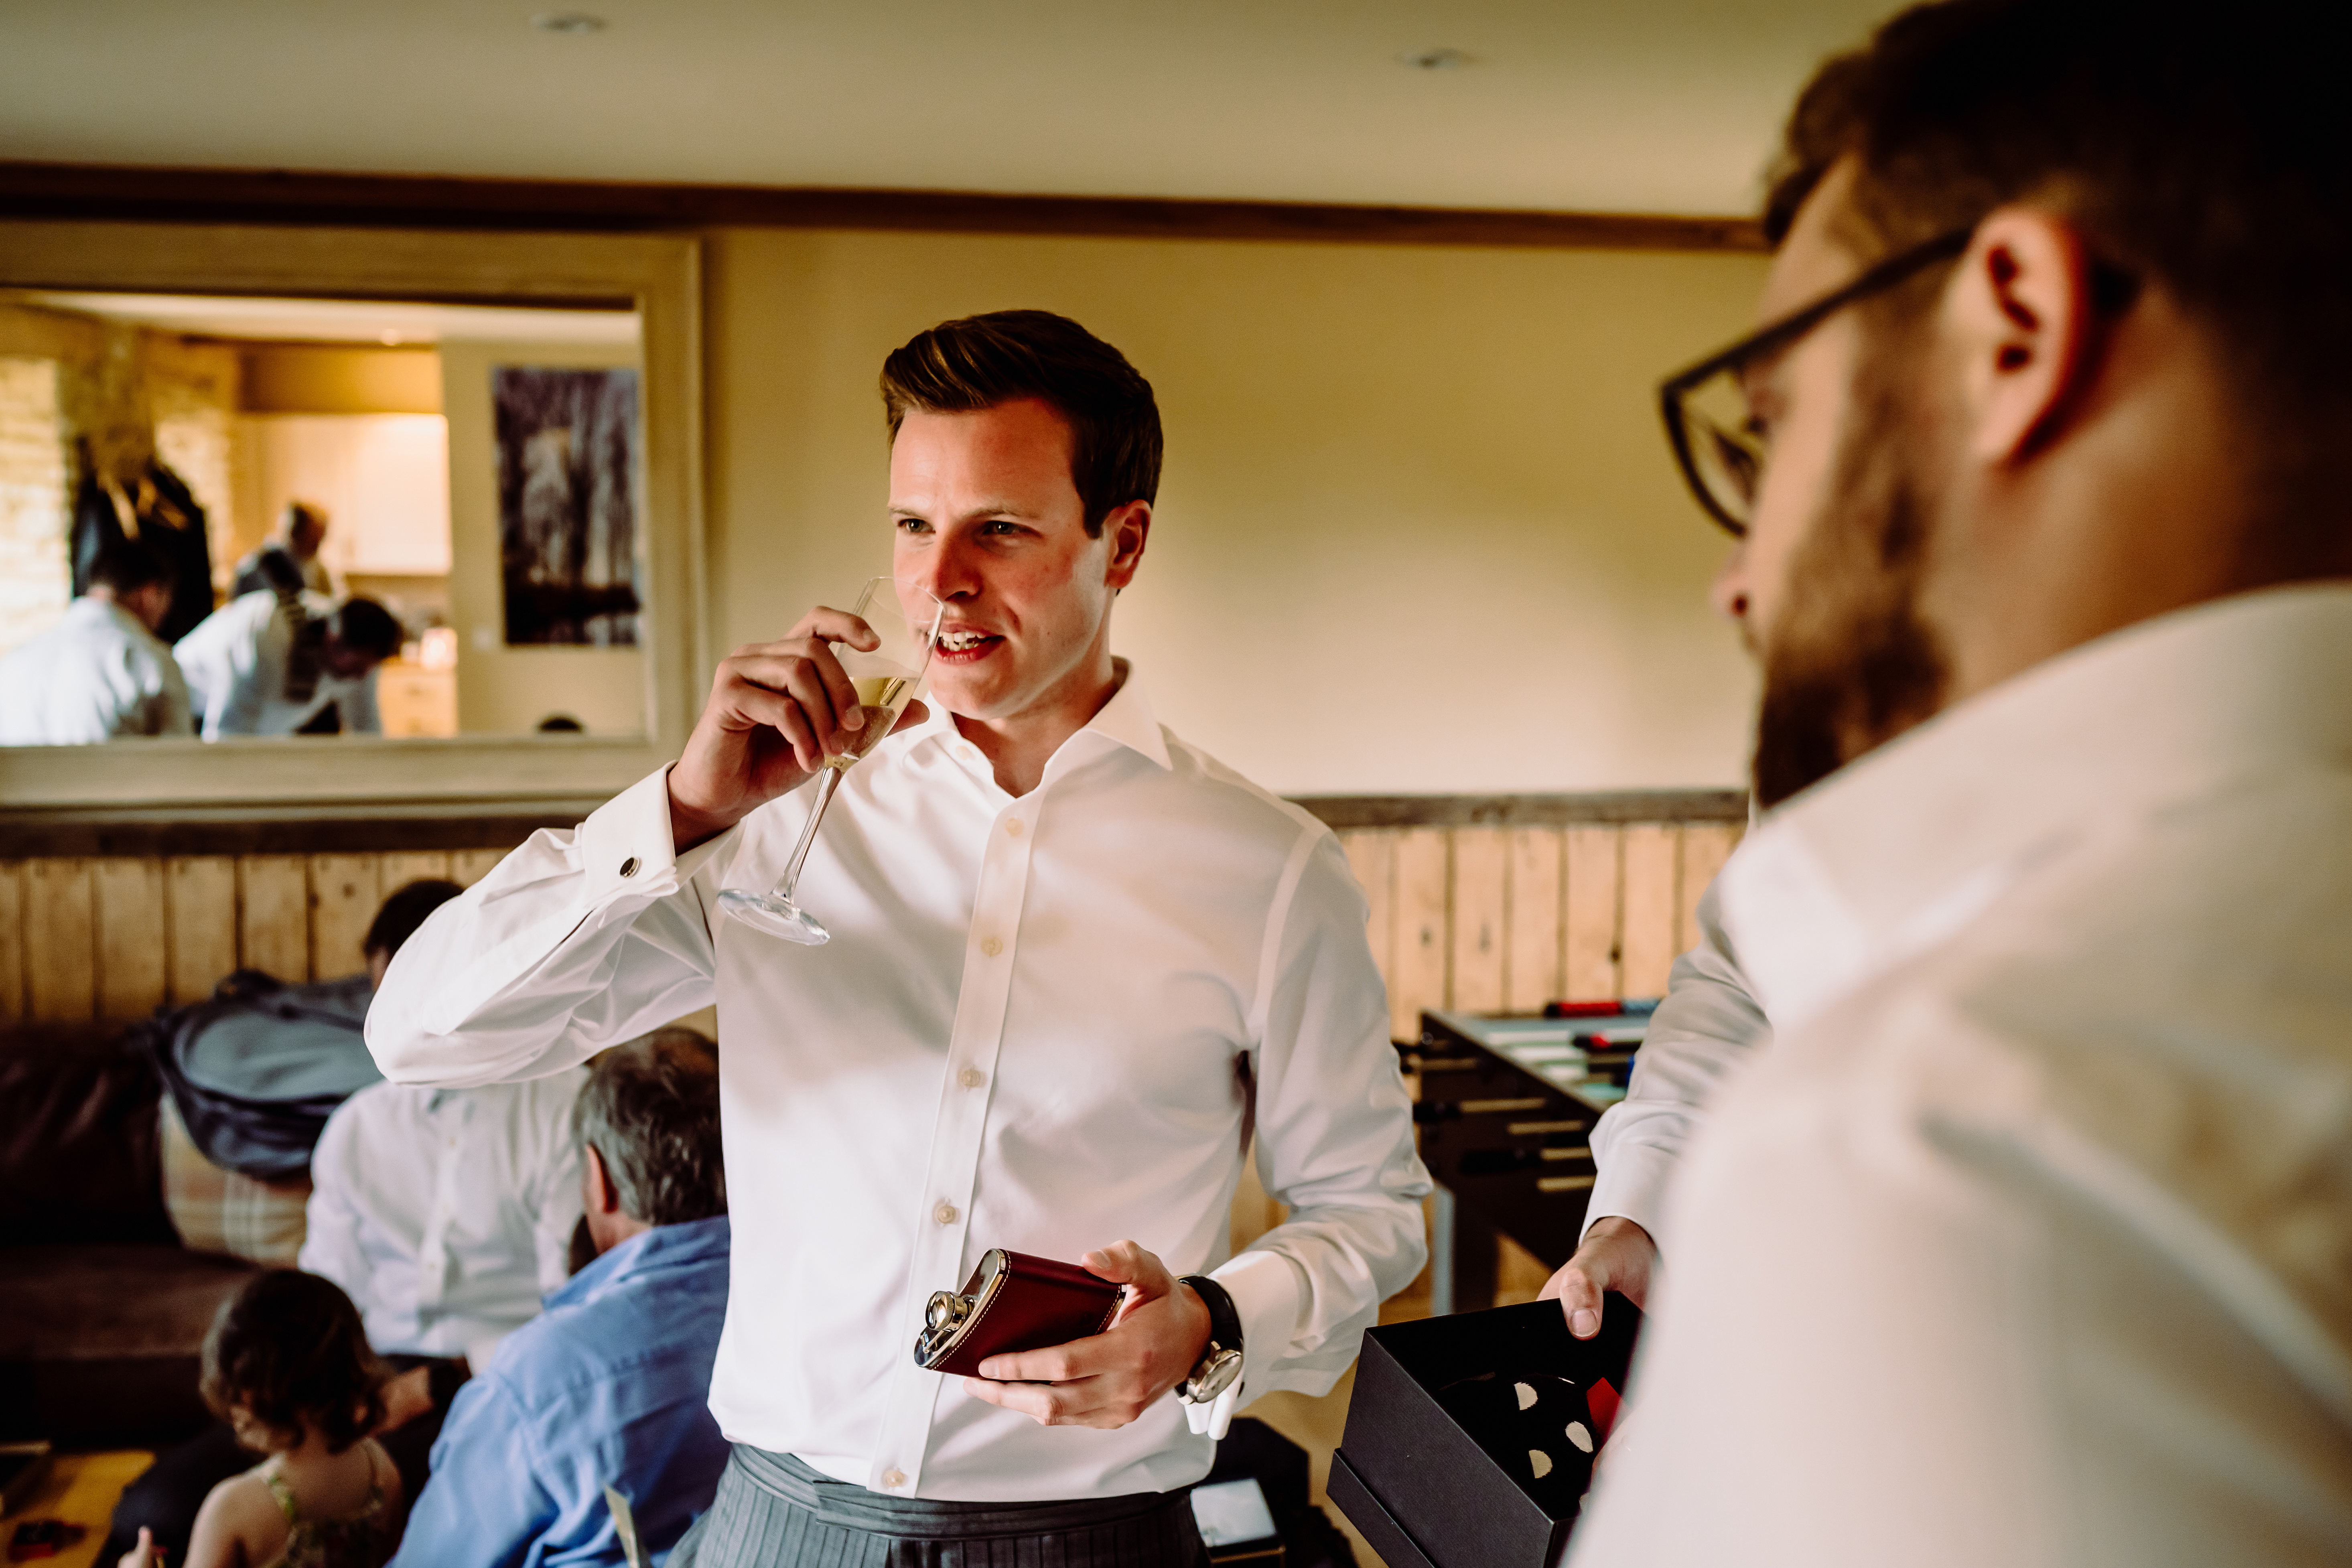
[1329,1296,1640,1568]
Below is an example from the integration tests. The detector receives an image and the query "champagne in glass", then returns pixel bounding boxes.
[715,578,943,945]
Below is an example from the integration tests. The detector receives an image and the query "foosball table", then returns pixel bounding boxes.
[1403,1005,1652,1313]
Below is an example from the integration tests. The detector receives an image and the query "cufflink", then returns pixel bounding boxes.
[619,856,639,877]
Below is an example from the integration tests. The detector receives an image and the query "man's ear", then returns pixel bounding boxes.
[1951,206,2102,465]
[583,1142,620,1216]
[1102,501,1151,591]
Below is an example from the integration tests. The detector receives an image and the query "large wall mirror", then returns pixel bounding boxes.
[0,221,701,817]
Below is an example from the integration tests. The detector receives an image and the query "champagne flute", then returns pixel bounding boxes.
[715,577,943,945]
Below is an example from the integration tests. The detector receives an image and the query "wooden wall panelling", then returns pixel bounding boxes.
[309,854,383,982]
[1562,826,1624,1003]
[1503,828,1565,1014]
[378,850,454,894]
[1676,822,1743,953]
[24,858,96,1022]
[1339,829,1398,1026]
[0,862,24,1023]
[93,856,167,1020]
[449,847,513,887]
[239,856,312,983]
[1391,828,1451,1040]
[1618,824,1682,998]
[1449,828,1509,1016]
[166,857,239,1004]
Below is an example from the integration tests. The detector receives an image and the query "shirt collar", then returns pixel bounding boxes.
[905,657,1173,776]
[1717,583,2352,1032]
[70,596,144,637]
[544,1213,731,1310]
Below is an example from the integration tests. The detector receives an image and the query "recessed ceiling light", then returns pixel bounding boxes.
[1400,47,1472,71]
[533,12,607,34]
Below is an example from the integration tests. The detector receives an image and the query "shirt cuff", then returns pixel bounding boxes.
[575,764,739,899]
[414,767,734,1039]
[1209,1248,1305,1406]
[1581,1134,1682,1255]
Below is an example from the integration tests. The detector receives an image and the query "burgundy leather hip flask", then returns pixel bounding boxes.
[913,1248,1126,1378]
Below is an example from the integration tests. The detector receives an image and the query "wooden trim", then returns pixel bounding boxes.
[0,807,592,859]
[1296,791,1748,830]
[0,161,1769,253]
[0,788,1747,857]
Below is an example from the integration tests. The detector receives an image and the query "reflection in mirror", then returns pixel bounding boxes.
[0,290,646,746]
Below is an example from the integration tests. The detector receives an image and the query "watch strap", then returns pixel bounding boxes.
[1177,1273,1244,1411]
[1179,1274,1243,1358]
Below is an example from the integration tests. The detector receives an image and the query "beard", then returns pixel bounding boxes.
[1751,329,1956,809]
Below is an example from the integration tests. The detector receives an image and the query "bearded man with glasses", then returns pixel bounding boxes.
[1547,2,2352,1563]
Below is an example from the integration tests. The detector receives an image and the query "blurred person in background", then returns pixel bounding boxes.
[232,499,335,599]
[1562,1,2352,1564]
[177,591,401,737]
[302,878,588,1469]
[117,1271,406,1568]
[0,536,193,743]
[392,1029,730,1568]
[110,880,567,1562]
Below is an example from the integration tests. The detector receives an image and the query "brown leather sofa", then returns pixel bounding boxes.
[0,1022,258,1450]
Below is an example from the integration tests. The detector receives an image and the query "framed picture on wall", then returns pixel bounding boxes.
[492,365,642,647]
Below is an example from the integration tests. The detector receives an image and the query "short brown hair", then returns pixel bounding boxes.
[201,1270,388,1453]
[1767,0,2352,521]
[879,310,1162,537]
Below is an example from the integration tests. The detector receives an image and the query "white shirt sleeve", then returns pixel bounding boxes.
[1584,881,1772,1254]
[343,667,382,734]
[366,767,736,1088]
[297,1103,372,1311]
[1212,830,1432,1403]
[176,597,272,740]
[152,650,195,737]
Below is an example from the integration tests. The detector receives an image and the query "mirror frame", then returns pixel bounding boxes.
[0,219,703,818]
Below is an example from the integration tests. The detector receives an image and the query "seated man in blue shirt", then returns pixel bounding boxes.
[392,1027,731,1568]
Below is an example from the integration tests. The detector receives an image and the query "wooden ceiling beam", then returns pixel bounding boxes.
[0,160,1768,252]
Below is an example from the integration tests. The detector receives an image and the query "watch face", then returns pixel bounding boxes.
[1189,1346,1244,1402]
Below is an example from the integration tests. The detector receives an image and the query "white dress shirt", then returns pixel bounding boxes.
[298,1073,586,1369]
[366,668,1429,1502]
[0,596,193,744]
[1570,584,2352,1567]
[1584,889,1771,1252]
[175,589,382,738]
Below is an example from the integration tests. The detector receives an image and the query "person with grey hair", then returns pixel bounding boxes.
[389,1029,731,1568]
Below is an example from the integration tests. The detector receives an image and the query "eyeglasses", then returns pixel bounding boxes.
[1658,227,1974,538]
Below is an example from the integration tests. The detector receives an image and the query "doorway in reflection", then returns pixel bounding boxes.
[0,290,645,742]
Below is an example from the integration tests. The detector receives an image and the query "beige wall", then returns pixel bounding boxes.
[702,229,1767,796]
[440,337,647,736]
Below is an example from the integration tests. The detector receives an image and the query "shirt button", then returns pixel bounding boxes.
[619,856,640,877]
[958,1067,985,1089]
[934,1201,959,1225]
[882,1469,907,1489]
[1004,819,1023,838]
[980,936,1002,957]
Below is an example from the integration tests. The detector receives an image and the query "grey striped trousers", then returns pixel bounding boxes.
[670,1446,1208,1568]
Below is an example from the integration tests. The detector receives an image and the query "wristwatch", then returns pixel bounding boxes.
[1177,1274,1244,1404]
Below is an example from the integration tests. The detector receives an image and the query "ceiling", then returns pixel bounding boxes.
[0,0,1901,217]
[10,291,639,345]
